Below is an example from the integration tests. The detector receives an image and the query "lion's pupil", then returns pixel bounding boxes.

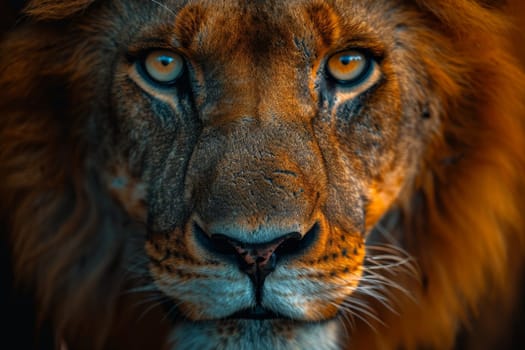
[158,56,173,67]
[340,55,357,66]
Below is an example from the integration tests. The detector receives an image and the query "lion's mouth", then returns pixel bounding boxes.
[226,305,285,320]
[162,299,290,322]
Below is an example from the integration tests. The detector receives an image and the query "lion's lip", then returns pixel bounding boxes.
[225,305,286,320]
[162,299,290,322]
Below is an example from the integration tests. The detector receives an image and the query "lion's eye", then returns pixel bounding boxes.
[143,50,184,85]
[326,50,372,85]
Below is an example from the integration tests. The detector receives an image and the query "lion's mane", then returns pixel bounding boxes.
[349,1,525,349]
[0,1,524,349]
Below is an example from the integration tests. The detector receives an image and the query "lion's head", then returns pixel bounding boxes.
[1,0,524,349]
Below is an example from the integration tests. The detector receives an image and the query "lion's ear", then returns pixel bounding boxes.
[24,0,97,20]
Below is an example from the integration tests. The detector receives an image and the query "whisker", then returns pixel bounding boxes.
[125,284,159,294]
[373,222,401,247]
[134,295,165,309]
[150,0,176,15]
[338,302,378,334]
[340,299,385,327]
[162,299,184,323]
[365,259,419,279]
[364,273,415,300]
[337,307,355,334]
[365,263,414,275]
[334,302,355,343]
[354,285,399,315]
[137,298,168,322]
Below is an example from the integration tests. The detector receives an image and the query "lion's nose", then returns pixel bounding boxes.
[194,223,319,286]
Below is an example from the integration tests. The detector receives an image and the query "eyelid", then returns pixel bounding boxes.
[335,36,386,59]
[127,39,180,57]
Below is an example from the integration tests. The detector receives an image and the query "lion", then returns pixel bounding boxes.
[1,0,524,349]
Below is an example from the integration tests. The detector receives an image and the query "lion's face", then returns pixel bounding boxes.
[96,0,437,347]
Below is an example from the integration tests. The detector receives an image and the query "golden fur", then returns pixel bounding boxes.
[0,1,524,349]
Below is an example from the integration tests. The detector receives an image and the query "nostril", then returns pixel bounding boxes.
[272,232,301,256]
[194,223,238,255]
[209,234,238,255]
[194,221,320,259]
[275,222,319,257]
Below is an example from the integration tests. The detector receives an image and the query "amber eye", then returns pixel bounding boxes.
[326,50,371,85]
[143,50,184,85]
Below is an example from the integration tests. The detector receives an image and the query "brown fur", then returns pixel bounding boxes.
[1,1,524,349]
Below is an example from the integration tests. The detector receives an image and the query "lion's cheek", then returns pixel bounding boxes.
[103,166,148,222]
[365,175,406,231]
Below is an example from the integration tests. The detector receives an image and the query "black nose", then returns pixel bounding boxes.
[194,223,319,287]
[210,232,298,286]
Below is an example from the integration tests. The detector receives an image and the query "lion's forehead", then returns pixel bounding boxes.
[131,0,402,68]
[165,1,396,65]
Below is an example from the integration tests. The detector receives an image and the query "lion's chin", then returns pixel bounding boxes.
[169,318,342,350]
